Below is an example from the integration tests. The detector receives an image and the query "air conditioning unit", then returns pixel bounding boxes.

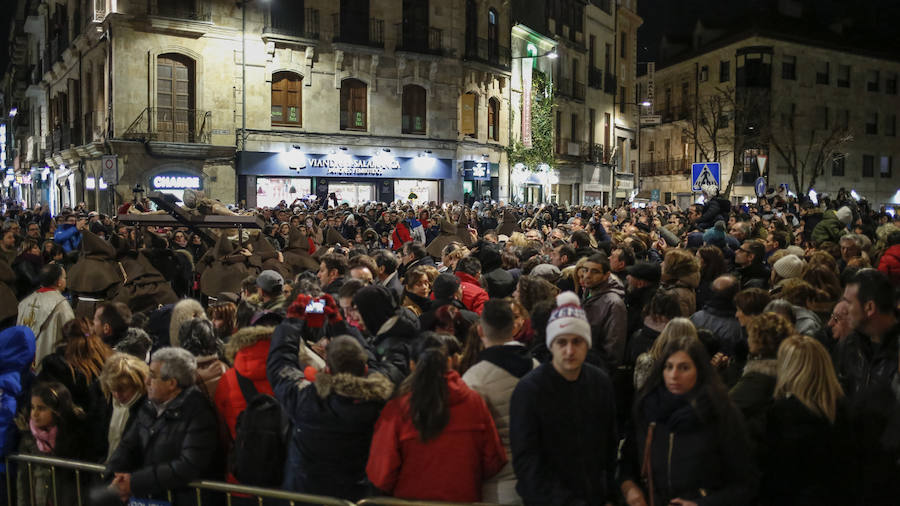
[567,142,581,156]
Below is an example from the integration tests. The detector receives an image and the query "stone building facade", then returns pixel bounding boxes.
[2,0,515,211]
[635,21,900,210]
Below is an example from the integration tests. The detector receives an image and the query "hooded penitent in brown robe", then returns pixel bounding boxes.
[68,230,124,297]
[0,260,18,323]
[426,219,471,259]
[199,234,257,296]
[282,228,319,275]
[498,210,520,235]
[246,231,292,280]
[112,252,178,314]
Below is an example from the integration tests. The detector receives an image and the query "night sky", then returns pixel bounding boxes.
[637,0,900,63]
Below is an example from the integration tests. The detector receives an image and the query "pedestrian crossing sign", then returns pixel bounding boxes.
[691,163,721,192]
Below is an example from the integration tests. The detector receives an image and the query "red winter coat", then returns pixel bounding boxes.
[214,326,276,484]
[455,271,489,315]
[391,223,411,251]
[367,370,507,502]
[878,244,900,285]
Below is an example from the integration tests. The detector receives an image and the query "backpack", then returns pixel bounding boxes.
[231,371,290,487]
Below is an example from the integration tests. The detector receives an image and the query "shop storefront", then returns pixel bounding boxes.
[237,151,453,208]
[462,161,498,203]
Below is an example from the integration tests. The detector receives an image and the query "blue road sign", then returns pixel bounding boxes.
[755,177,767,197]
[691,163,721,191]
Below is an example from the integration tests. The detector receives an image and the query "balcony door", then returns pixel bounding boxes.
[340,0,369,45]
[157,54,195,143]
[402,0,428,49]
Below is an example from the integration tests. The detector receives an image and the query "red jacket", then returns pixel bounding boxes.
[455,271,489,315]
[366,370,507,502]
[878,244,900,285]
[391,222,412,251]
[213,327,275,484]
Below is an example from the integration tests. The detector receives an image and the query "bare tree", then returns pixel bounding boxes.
[767,105,853,194]
[682,85,735,164]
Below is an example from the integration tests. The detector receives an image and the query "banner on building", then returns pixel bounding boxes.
[522,59,533,147]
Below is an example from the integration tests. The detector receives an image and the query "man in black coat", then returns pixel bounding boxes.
[106,347,220,505]
[835,269,899,401]
[510,292,617,505]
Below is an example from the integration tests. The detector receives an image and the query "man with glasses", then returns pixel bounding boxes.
[106,347,220,505]
[733,239,770,290]
[25,222,41,241]
[580,253,626,370]
[827,300,852,343]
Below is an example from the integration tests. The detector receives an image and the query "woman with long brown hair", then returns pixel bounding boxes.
[36,317,113,462]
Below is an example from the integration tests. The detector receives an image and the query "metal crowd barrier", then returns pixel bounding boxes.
[5,453,355,506]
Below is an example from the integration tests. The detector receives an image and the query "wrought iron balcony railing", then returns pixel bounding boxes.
[123,108,212,144]
[332,14,384,48]
[266,7,319,39]
[394,25,444,56]
[464,37,511,70]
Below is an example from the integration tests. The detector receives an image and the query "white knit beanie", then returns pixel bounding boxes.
[773,254,806,280]
[546,292,592,348]
[836,206,852,225]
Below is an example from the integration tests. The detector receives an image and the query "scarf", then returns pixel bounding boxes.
[404,290,432,313]
[642,385,702,432]
[29,419,58,454]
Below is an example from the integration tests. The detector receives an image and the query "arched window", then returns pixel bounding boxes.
[488,97,499,141]
[488,9,499,63]
[462,91,478,138]
[402,85,427,135]
[156,53,195,142]
[271,72,302,126]
[340,79,367,131]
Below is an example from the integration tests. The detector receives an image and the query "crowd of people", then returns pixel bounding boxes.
[0,182,898,506]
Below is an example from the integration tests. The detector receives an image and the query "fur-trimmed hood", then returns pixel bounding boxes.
[224,326,274,362]
[169,298,208,348]
[313,371,394,401]
[743,358,778,377]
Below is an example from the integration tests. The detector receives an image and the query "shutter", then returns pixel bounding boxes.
[461,93,476,136]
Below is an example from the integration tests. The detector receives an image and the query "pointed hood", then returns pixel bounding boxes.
[67,230,124,295]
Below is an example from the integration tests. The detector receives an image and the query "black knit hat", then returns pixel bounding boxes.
[352,285,397,334]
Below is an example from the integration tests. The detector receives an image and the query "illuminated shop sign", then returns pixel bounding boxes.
[239,151,453,179]
[152,173,202,190]
[463,160,495,181]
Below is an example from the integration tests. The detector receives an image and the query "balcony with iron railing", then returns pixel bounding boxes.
[640,158,690,177]
[151,0,212,22]
[464,37,511,71]
[265,7,320,40]
[557,77,572,98]
[332,14,384,48]
[123,108,212,144]
[582,142,604,163]
[604,73,617,94]
[588,67,603,89]
[556,137,584,159]
[573,81,585,101]
[394,25,444,56]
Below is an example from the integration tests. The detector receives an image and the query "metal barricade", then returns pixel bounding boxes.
[357,499,502,506]
[5,454,355,506]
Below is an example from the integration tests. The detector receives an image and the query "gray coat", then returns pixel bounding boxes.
[582,276,627,369]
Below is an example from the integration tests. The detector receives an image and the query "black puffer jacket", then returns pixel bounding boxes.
[267,322,393,500]
[621,386,757,506]
[106,386,221,505]
[371,307,421,384]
